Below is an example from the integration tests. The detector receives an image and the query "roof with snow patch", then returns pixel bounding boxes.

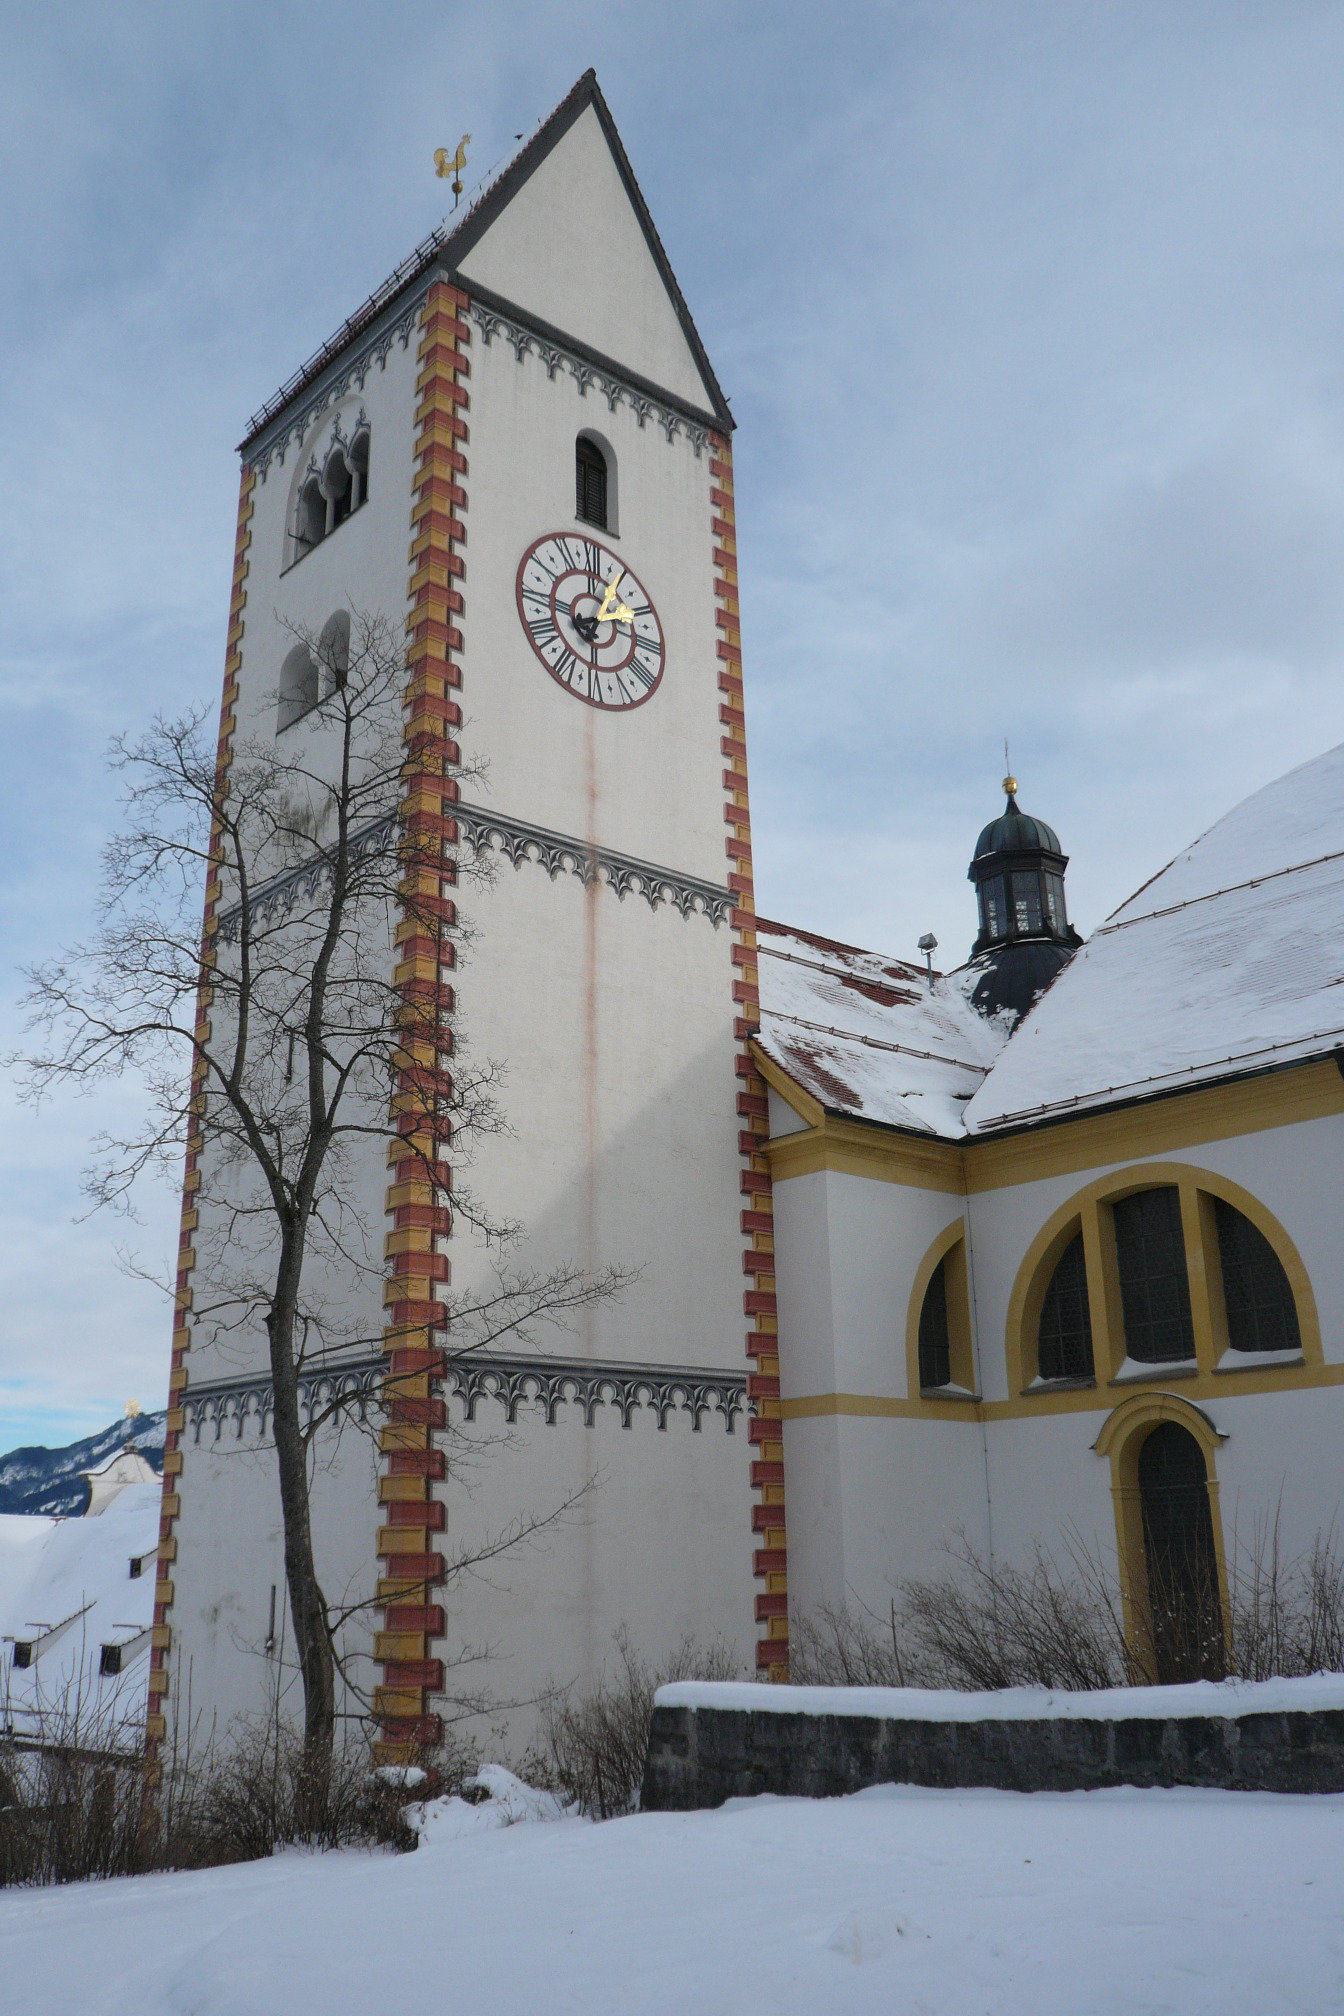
[0,1482,160,1747]
[962,739,1344,1132]
[760,741,1344,1145]
[755,920,1012,1139]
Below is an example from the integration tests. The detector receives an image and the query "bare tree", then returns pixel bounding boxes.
[14,610,624,1777]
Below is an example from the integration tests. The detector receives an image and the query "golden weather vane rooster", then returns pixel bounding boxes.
[434,135,471,207]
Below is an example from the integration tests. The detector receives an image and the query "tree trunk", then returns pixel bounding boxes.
[266,1226,336,1782]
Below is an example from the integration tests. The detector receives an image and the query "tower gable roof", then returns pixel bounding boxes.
[240,69,732,455]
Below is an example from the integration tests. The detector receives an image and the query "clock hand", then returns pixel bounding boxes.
[595,573,636,628]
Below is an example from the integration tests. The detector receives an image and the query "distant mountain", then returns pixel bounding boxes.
[0,1415,166,1517]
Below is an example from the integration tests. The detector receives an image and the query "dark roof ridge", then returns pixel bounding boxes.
[239,68,732,454]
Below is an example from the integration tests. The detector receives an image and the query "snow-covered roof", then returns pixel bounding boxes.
[760,742,1344,1145]
[755,921,1012,1139]
[964,740,1344,1132]
[0,1481,159,1747]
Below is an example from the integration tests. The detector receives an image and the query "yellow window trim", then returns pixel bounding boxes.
[904,1220,976,1398]
[752,1046,1344,1198]
[779,1360,1344,1425]
[1093,1390,1232,1673]
[1005,1160,1323,1395]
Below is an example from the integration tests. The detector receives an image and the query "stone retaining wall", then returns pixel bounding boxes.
[642,1699,1344,1808]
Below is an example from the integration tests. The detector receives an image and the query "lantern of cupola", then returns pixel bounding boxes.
[966,774,1081,1020]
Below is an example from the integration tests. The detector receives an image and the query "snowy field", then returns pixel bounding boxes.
[1,1770,1342,2014]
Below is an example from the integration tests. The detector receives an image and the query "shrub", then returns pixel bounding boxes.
[530,1627,741,1818]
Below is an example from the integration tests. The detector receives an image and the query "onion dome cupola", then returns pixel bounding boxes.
[967,772,1082,1022]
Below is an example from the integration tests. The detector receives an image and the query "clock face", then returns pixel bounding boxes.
[515,533,665,710]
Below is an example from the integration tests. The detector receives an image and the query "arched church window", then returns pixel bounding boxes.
[1112,1186,1195,1364]
[1214,1198,1301,1355]
[319,611,351,696]
[917,1258,951,1391]
[278,642,319,733]
[1138,1422,1225,1683]
[1037,1231,1093,1382]
[576,435,608,529]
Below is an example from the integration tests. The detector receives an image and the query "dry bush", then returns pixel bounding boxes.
[897,1535,1134,1691]
[789,1600,910,1687]
[1229,1513,1344,1681]
[0,1742,151,1887]
[794,1518,1344,1698]
[0,1708,421,1888]
[529,1627,742,1819]
[171,1727,419,1867]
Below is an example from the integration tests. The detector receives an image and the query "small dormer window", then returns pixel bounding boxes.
[12,1641,33,1669]
[99,1643,123,1677]
[129,1555,144,1580]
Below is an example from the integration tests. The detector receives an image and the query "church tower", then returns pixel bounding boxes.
[147,73,784,1764]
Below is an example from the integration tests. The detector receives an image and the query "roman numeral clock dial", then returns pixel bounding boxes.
[515,534,665,710]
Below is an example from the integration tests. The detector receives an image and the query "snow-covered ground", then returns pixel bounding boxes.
[1,1770,1341,2014]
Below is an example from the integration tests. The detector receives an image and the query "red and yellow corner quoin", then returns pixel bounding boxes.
[372,278,471,1762]
[710,438,789,1676]
[144,467,257,1766]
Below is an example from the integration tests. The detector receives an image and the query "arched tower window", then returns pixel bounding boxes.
[576,435,608,529]
[1036,1231,1093,1382]
[1214,1198,1302,1355]
[325,449,352,532]
[1137,1422,1225,1683]
[1112,1186,1195,1364]
[349,428,370,511]
[917,1258,952,1391]
[318,610,351,695]
[296,476,326,557]
[278,643,319,733]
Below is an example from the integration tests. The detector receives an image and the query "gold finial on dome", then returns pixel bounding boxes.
[1002,738,1017,799]
[1003,773,1018,798]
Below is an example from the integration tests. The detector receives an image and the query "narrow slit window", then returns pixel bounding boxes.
[918,1258,952,1390]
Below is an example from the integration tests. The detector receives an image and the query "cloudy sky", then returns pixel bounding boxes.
[3,2,1344,1447]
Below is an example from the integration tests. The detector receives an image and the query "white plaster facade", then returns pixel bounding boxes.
[164,78,757,1753]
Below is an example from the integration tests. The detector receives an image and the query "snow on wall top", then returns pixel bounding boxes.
[755,920,1012,1139]
[657,1669,1344,1722]
[964,739,1344,1131]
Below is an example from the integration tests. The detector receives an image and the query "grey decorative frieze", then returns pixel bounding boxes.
[182,1355,385,1445]
[181,1348,748,1443]
[213,804,729,943]
[247,302,422,483]
[213,812,399,944]
[469,302,709,458]
[452,1352,748,1432]
[457,802,732,926]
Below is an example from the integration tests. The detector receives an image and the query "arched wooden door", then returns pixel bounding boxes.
[1138,1422,1225,1683]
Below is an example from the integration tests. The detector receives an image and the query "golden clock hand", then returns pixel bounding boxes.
[595,574,635,627]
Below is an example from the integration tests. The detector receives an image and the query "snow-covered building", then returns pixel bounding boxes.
[0,1477,159,1748]
[152,64,1344,1759]
[761,747,1344,1682]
